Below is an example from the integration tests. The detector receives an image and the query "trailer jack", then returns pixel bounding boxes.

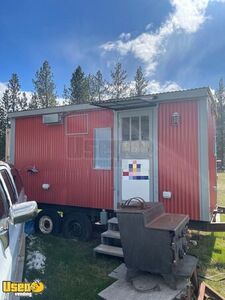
[189,206,225,232]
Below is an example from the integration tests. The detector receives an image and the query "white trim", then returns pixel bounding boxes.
[8,88,215,119]
[9,118,16,165]
[8,104,99,118]
[113,111,119,210]
[153,105,159,202]
[117,108,155,203]
[198,98,210,221]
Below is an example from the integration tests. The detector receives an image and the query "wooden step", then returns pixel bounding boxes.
[108,217,118,224]
[101,230,121,240]
[94,244,124,258]
[108,217,119,231]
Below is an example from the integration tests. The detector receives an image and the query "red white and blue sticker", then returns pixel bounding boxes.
[122,160,149,180]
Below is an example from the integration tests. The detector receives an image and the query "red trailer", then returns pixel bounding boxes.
[8,87,217,239]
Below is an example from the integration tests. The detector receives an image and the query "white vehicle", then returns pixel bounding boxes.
[0,161,37,300]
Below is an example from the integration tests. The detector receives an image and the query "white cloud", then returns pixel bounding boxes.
[130,79,181,96]
[171,0,209,33]
[100,0,221,75]
[119,32,131,41]
[145,23,153,31]
[23,91,32,102]
[210,88,215,95]
[146,80,181,94]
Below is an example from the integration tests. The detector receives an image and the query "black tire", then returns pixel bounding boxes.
[35,209,61,235]
[62,213,92,241]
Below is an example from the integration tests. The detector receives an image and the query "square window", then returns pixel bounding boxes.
[94,128,112,170]
[1,170,17,204]
[141,116,149,141]
[131,117,139,141]
[122,118,130,141]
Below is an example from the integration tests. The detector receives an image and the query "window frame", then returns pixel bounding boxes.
[121,115,150,142]
[0,182,9,219]
[10,167,23,196]
[93,127,112,170]
[0,168,18,205]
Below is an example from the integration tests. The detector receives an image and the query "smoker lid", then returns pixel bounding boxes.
[146,213,189,232]
[116,202,163,214]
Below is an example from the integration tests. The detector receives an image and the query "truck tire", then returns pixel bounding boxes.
[62,213,92,241]
[35,210,61,235]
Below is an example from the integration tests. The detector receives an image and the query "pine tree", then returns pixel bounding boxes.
[69,66,89,104]
[0,89,10,159]
[29,93,40,109]
[0,73,27,159]
[134,66,148,96]
[93,70,106,101]
[86,74,95,102]
[62,85,70,104]
[2,89,10,114]
[1,89,10,127]
[0,98,6,134]
[8,73,20,112]
[110,62,128,98]
[0,96,7,159]
[216,78,225,167]
[18,92,28,110]
[85,72,106,102]
[33,60,57,108]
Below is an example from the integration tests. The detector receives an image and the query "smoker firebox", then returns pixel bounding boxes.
[116,198,189,289]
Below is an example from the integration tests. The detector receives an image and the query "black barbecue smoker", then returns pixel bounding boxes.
[117,198,190,289]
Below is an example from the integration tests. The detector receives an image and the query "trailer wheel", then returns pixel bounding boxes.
[35,210,61,235]
[62,213,92,241]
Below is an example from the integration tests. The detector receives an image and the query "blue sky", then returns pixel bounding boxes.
[1,0,225,97]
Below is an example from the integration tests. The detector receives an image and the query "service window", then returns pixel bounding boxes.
[0,183,9,219]
[0,170,17,204]
[121,115,150,153]
[94,128,112,170]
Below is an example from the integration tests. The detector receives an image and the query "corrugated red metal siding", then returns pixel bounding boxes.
[208,104,217,212]
[15,109,114,210]
[158,101,200,220]
[66,114,88,134]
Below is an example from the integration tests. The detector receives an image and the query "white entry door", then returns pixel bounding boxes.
[118,109,153,202]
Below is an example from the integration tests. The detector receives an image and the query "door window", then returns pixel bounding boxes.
[122,118,130,141]
[131,117,139,141]
[0,183,9,219]
[0,170,17,204]
[141,116,149,141]
[10,167,23,195]
[121,115,150,153]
